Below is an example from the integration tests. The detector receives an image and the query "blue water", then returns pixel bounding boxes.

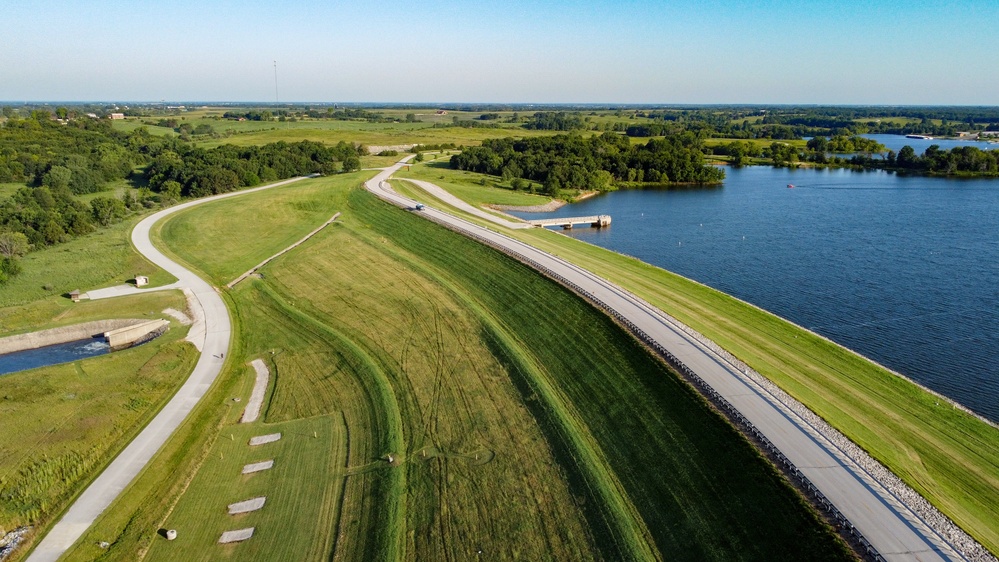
[511,167,999,422]
[861,134,996,154]
[0,338,110,376]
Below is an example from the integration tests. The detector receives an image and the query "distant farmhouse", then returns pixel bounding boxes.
[109,113,125,120]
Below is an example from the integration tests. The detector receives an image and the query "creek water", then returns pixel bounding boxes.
[510,166,999,423]
[0,338,110,376]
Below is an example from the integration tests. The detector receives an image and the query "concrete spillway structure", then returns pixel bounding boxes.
[529,215,611,230]
[104,319,169,349]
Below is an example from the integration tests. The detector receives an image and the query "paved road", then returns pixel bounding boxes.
[400,177,529,229]
[367,161,968,562]
[27,175,314,562]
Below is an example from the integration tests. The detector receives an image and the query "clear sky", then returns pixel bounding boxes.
[3,0,997,104]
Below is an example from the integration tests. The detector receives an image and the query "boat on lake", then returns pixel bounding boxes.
[905,134,933,140]
[787,184,795,188]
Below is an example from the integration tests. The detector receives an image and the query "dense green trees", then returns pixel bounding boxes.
[523,112,587,131]
[0,114,365,284]
[144,140,361,197]
[451,132,723,196]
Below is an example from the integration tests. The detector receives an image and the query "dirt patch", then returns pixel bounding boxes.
[366,144,416,155]
[486,200,566,213]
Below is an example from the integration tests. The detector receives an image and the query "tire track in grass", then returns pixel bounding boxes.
[253,283,406,561]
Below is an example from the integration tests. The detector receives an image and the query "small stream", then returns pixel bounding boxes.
[0,338,111,376]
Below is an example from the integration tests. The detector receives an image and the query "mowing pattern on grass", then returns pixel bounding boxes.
[78,175,851,562]
[154,173,367,286]
[510,224,999,555]
[145,416,344,562]
[264,223,597,561]
[346,189,851,561]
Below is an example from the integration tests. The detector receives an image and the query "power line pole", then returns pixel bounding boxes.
[273,60,279,103]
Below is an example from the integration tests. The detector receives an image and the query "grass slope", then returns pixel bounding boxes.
[398,161,999,554]
[0,292,196,556]
[349,189,850,561]
[64,175,850,561]
[510,224,999,553]
[144,415,346,562]
[153,172,369,285]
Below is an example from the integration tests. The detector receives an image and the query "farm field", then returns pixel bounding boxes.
[0,291,197,557]
[74,173,853,561]
[398,162,999,554]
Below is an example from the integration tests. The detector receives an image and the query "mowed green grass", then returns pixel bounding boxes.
[0,291,196,555]
[507,210,999,553]
[153,172,370,286]
[395,164,999,553]
[98,174,851,561]
[144,415,345,562]
[395,158,551,207]
[346,189,850,561]
[258,224,597,561]
[0,215,175,313]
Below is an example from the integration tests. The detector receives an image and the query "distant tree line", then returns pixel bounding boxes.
[709,135,999,176]
[450,132,724,197]
[523,112,587,131]
[887,145,999,175]
[144,139,361,197]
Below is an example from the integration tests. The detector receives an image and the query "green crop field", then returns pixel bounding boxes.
[0,291,197,556]
[74,173,852,561]
[393,162,999,553]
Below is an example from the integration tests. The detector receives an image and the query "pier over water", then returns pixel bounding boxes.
[529,215,611,230]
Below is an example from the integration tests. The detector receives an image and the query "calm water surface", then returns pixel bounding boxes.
[862,133,997,154]
[511,167,999,422]
[0,338,110,376]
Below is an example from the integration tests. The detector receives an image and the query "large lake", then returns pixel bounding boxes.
[510,166,999,423]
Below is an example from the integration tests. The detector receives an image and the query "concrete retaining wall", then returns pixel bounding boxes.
[104,319,169,349]
[0,319,147,355]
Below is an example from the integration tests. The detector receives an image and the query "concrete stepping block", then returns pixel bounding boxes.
[241,359,269,423]
[218,527,254,544]
[228,496,266,515]
[241,460,274,474]
[248,433,281,446]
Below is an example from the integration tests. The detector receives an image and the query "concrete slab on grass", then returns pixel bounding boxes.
[248,433,281,446]
[218,527,254,544]
[228,497,266,515]
[241,359,269,423]
[241,460,274,474]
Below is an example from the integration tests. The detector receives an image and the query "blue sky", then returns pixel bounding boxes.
[2,0,997,104]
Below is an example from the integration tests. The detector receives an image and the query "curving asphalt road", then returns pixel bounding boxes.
[366,161,969,562]
[27,175,314,562]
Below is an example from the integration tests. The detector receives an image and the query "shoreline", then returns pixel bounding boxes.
[484,190,600,214]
